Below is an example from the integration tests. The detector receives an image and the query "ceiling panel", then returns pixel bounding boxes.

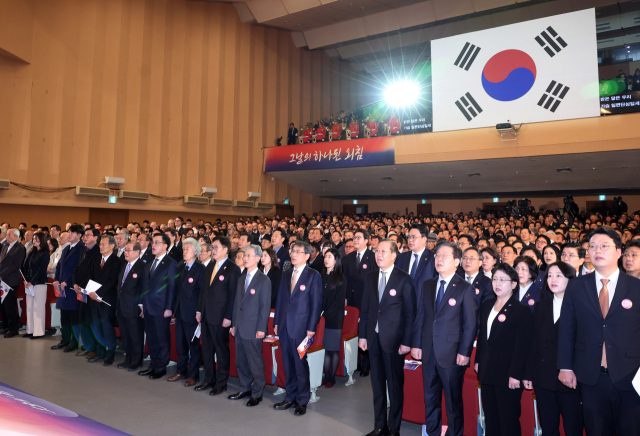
[374,0,425,7]
[247,0,288,22]
[431,0,474,20]
[325,0,393,17]
[472,0,515,13]
[363,10,402,34]
[397,1,437,29]
[281,0,322,14]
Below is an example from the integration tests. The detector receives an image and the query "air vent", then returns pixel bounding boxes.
[254,202,274,209]
[210,198,233,207]
[233,200,254,208]
[0,179,9,190]
[119,190,149,200]
[556,168,572,173]
[381,177,394,181]
[467,173,481,177]
[75,186,110,198]
[183,195,209,205]
[319,180,329,183]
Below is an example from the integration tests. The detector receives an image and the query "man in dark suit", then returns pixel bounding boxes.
[116,240,146,371]
[71,228,100,357]
[273,241,323,416]
[195,236,241,395]
[168,238,205,387]
[0,229,26,337]
[460,246,494,321]
[359,239,415,436]
[412,242,477,436]
[395,224,436,302]
[52,224,86,351]
[272,229,291,272]
[343,229,377,376]
[165,229,183,263]
[138,233,178,380]
[174,216,185,237]
[87,234,120,365]
[229,244,271,406]
[138,233,154,264]
[558,227,640,435]
[287,123,298,145]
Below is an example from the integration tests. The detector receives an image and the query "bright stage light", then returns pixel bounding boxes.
[384,80,420,107]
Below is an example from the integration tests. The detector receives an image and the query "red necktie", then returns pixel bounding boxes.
[100,258,105,269]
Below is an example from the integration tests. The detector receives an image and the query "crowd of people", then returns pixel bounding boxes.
[614,68,640,92]
[285,109,401,145]
[1,204,640,435]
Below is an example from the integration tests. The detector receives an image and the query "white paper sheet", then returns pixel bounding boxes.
[85,280,102,294]
[192,324,201,341]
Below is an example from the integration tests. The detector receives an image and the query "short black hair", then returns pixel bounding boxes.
[520,246,542,261]
[154,233,171,247]
[51,224,61,232]
[625,240,640,252]
[514,256,539,282]
[409,224,428,238]
[562,242,586,259]
[458,234,475,246]
[354,229,370,240]
[212,235,231,253]
[492,263,519,284]
[436,241,462,260]
[69,224,85,237]
[87,228,101,238]
[589,226,623,250]
[546,261,576,279]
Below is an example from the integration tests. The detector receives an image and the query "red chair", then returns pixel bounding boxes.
[262,314,278,386]
[169,321,179,363]
[336,306,359,385]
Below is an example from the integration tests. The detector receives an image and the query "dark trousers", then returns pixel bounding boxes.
[280,323,310,405]
[0,289,19,332]
[90,300,116,359]
[481,384,523,436]
[287,136,296,145]
[60,308,79,347]
[77,300,95,351]
[235,327,266,398]
[174,314,201,379]
[423,347,466,436]
[369,332,405,433]
[201,320,230,387]
[534,386,584,436]
[579,371,640,436]
[117,309,144,367]
[143,310,171,372]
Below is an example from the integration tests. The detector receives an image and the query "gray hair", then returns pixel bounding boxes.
[201,242,212,253]
[183,237,201,257]
[117,229,130,240]
[101,235,116,246]
[8,228,19,238]
[245,244,263,258]
[290,240,312,255]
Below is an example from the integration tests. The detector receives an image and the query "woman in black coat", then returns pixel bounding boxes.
[523,262,584,436]
[321,248,346,388]
[260,248,281,310]
[475,263,533,436]
[22,232,50,339]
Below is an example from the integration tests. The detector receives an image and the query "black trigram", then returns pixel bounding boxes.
[535,26,567,57]
[455,92,483,121]
[454,42,481,71]
[538,80,569,112]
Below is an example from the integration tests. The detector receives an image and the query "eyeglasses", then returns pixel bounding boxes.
[561,253,578,259]
[352,236,364,241]
[624,253,640,260]
[461,256,478,262]
[152,241,164,245]
[435,254,453,260]
[124,249,138,253]
[492,277,513,283]
[406,235,422,241]
[377,250,393,255]
[290,249,306,255]
[589,244,614,252]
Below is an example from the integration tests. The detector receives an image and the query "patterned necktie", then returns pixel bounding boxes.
[291,269,299,293]
[122,263,131,286]
[209,262,219,286]
[435,280,445,311]
[466,276,473,284]
[356,252,362,268]
[600,278,610,368]
[375,271,387,333]
[410,253,418,278]
[100,258,105,269]
[150,258,158,274]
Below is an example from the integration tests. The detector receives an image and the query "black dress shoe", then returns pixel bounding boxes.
[138,368,154,376]
[365,429,390,436]
[63,345,77,353]
[194,383,212,391]
[360,369,370,377]
[128,364,142,372]
[22,333,33,338]
[117,361,130,370]
[51,342,68,350]
[149,371,166,380]
[209,385,227,396]
[294,404,307,416]
[273,400,296,410]
[0,328,9,334]
[246,396,262,407]
[30,335,43,340]
[88,356,105,363]
[228,390,252,400]
[103,357,114,366]
[4,331,18,338]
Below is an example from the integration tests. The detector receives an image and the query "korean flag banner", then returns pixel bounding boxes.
[431,8,599,132]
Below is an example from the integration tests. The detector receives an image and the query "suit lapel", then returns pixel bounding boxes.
[240,272,260,308]
[426,280,437,314]
[585,274,602,318]
[291,267,309,297]
[436,276,459,315]
[379,268,398,308]
[415,250,431,278]
[488,295,516,342]
[607,273,629,318]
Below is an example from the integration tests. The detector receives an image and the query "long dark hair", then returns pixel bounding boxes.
[33,232,50,252]
[323,248,345,288]
[260,248,279,271]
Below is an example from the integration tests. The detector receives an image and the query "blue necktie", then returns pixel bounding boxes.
[122,263,131,286]
[245,273,251,293]
[410,253,418,278]
[435,280,445,311]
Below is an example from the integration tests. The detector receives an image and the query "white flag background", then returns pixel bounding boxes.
[432,8,599,132]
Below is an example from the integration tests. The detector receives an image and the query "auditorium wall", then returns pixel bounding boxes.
[0,0,362,218]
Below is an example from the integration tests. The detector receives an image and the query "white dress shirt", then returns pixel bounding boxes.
[518,282,533,302]
[465,271,479,284]
[594,268,619,306]
[436,273,455,302]
[291,264,306,289]
[487,308,500,339]
[408,248,425,273]
[553,295,563,324]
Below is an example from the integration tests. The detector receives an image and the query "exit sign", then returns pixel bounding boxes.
[353,200,358,204]
[599,195,606,201]
[109,196,117,204]
[493,197,499,203]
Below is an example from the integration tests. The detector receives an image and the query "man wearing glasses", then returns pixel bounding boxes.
[395,224,436,301]
[461,246,494,325]
[561,243,586,276]
[412,242,476,436]
[273,241,322,416]
[558,227,640,435]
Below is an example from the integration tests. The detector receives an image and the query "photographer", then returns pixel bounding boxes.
[613,196,628,216]
[563,196,579,219]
